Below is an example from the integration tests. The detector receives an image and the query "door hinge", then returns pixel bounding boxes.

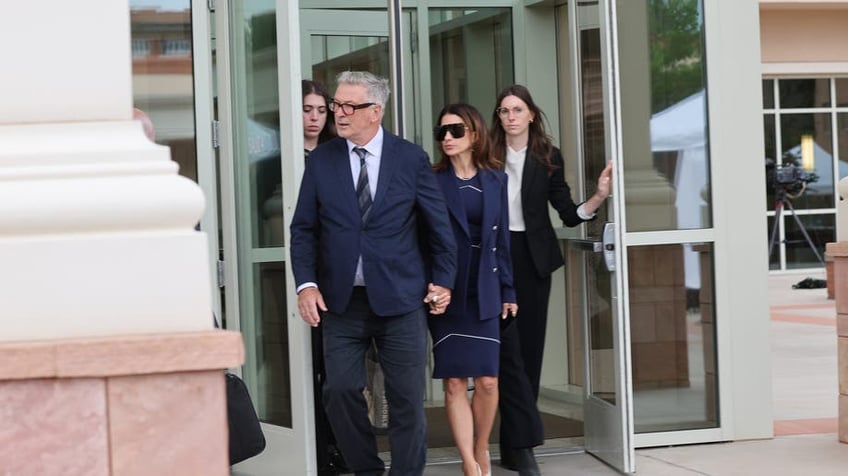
[211,119,220,148]
[216,259,225,288]
[207,0,215,12]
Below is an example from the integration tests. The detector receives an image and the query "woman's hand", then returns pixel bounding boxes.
[501,302,518,319]
[583,161,613,215]
[595,160,613,200]
[424,282,452,315]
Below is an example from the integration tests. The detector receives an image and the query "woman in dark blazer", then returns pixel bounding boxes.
[430,103,518,476]
[490,85,612,473]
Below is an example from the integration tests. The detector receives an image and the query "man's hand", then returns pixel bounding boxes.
[501,302,518,319]
[297,287,327,327]
[424,283,452,315]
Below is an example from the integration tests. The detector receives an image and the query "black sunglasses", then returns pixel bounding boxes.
[433,123,469,141]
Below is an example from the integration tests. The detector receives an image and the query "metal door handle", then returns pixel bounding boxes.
[565,222,616,272]
[602,222,616,272]
[568,239,603,253]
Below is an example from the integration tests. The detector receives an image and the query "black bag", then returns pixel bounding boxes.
[226,372,266,465]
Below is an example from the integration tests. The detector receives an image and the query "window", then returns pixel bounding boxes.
[131,39,151,57]
[161,39,191,56]
[763,78,848,270]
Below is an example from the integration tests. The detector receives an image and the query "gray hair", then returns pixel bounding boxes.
[336,71,391,109]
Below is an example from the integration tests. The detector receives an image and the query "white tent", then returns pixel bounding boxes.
[650,90,708,289]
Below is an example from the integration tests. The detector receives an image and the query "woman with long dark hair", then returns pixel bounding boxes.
[491,85,611,473]
[430,103,517,476]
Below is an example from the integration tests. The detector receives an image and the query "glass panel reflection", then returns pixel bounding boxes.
[580,27,609,237]
[254,261,292,427]
[229,0,291,428]
[429,8,513,124]
[762,79,775,109]
[784,214,832,270]
[630,243,718,433]
[764,114,778,211]
[837,79,848,107]
[763,79,847,271]
[306,8,394,132]
[779,78,830,109]
[588,245,615,405]
[840,113,848,180]
[130,1,197,182]
[618,0,711,232]
[777,113,834,210]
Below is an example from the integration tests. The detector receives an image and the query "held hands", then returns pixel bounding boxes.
[424,283,452,315]
[501,302,518,320]
[297,287,327,327]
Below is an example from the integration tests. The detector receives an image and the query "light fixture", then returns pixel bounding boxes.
[801,134,814,171]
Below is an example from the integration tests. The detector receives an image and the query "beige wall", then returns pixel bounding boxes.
[761,0,848,7]
[760,7,848,63]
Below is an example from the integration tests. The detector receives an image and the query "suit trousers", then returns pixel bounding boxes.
[322,288,428,476]
[497,231,549,450]
[511,231,553,399]
[498,316,544,450]
[312,325,341,470]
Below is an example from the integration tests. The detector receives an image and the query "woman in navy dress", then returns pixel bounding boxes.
[430,103,518,476]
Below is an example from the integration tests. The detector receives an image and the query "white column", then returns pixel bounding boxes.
[0,1,211,341]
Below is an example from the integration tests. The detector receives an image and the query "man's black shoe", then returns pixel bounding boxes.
[500,447,541,476]
[317,446,349,475]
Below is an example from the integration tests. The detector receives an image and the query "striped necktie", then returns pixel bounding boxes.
[353,147,372,220]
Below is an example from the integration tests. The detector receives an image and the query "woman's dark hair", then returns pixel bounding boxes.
[302,79,336,144]
[433,103,500,172]
[490,84,556,174]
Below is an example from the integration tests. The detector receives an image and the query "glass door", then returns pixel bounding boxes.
[563,0,634,472]
[214,1,310,474]
[299,7,415,139]
[561,0,718,470]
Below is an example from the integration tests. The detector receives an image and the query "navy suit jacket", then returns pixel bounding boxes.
[436,167,515,321]
[290,130,457,316]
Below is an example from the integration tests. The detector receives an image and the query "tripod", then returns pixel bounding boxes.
[768,187,825,266]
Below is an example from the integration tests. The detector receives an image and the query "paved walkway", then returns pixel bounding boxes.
[425,271,848,475]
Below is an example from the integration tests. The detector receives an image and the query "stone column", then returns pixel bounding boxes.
[830,241,848,443]
[0,2,241,474]
[834,178,848,443]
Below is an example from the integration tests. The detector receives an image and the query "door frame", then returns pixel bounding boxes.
[212,1,314,474]
[191,0,222,319]
[571,0,635,472]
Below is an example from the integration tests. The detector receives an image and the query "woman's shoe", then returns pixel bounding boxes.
[476,463,483,476]
[482,451,492,476]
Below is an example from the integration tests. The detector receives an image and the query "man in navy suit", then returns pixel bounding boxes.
[291,71,457,476]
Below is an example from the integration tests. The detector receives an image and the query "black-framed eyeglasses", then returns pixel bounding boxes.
[329,100,376,115]
[433,123,469,141]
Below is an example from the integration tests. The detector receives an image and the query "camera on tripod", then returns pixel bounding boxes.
[766,155,825,266]
[765,158,818,197]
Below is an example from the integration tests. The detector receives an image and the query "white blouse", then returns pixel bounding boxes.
[505,146,527,231]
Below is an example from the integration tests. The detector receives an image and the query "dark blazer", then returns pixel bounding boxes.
[290,130,457,316]
[436,166,516,320]
[520,146,588,278]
